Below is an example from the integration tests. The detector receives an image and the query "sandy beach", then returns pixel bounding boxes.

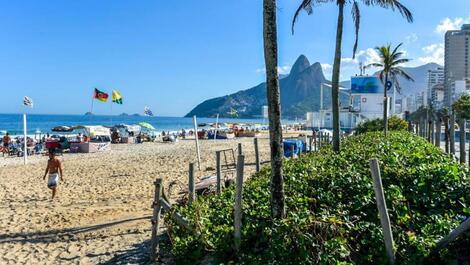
[0,137,272,264]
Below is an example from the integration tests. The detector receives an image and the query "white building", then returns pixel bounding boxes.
[427,67,444,107]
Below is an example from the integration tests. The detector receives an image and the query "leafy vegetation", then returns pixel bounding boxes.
[355,116,408,134]
[167,132,469,264]
[453,94,470,119]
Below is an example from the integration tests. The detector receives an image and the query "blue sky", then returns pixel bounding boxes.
[0,0,469,116]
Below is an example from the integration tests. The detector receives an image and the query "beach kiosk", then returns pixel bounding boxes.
[70,125,111,153]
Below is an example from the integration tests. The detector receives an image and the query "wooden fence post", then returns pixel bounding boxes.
[151,178,163,261]
[216,151,222,193]
[459,118,466,164]
[428,120,434,143]
[303,135,308,153]
[309,135,313,152]
[290,144,295,158]
[369,159,395,265]
[234,154,245,252]
[188,163,195,204]
[254,138,260,173]
[433,218,470,253]
[435,119,441,148]
[319,132,323,149]
[238,143,243,156]
[450,113,456,155]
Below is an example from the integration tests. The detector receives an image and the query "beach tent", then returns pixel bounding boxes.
[73,125,111,138]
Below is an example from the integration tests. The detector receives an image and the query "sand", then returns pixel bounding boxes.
[0,137,272,264]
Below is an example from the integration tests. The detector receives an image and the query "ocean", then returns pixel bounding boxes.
[0,114,274,135]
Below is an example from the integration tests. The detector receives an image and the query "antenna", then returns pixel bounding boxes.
[359,62,366,76]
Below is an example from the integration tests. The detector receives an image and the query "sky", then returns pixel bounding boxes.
[0,0,469,116]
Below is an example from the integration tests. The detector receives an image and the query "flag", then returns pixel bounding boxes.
[94,88,109,102]
[23,96,33,108]
[144,106,153,116]
[112,90,123,104]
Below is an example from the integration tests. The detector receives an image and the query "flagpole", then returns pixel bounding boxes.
[110,99,113,125]
[23,113,27,165]
[214,113,219,141]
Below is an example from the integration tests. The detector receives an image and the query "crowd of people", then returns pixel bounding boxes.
[0,132,44,157]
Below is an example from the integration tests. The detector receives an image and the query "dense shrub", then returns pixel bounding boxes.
[167,132,469,264]
[355,116,408,134]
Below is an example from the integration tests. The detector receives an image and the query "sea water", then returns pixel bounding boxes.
[0,114,274,135]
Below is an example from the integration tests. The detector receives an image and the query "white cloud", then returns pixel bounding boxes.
[405,33,418,43]
[321,48,384,80]
[435,16,470,34]
[418,43,444,65]
[339,48,382,71]
[256,65,291,75]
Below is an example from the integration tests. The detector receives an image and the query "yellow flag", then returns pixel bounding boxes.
[112,90,123,104]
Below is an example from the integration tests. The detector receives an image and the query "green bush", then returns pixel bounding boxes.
[167,132,469,264]
[355,116,408,134]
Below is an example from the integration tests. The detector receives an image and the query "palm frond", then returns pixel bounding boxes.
[363,0,413,23]
[351,1,361,58]
[292,0,313,34]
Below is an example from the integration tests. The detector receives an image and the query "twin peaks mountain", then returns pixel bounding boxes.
[185,55,440,119]
[186,55,331,119]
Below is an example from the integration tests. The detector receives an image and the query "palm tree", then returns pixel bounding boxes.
[292,0,413,151]
[263,0,285,219]
[368,43,414,136]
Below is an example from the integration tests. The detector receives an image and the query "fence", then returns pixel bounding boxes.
[148,134,331,261]
[410,117,469,166]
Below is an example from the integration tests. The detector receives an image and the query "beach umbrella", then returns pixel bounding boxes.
[138,122,155,130]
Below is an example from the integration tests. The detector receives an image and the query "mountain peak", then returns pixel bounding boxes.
[290,55,311,75]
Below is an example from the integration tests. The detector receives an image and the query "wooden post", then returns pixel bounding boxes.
[188,163,195,203]
[238,143,243,156]
[234,154,245,251]
[254,138,260,173]
[309,135,313,152]
[150,178,163,261]
[450,113,456,154]
[433,218,470,253]
[435,119,441,148]
[192,116,201,170]
[290,144,295,158]
[369,159,395,265]
[429,120,434,144]
[216,151,222,193]
[459,118,466,164]
[304,135,308,153]
[319,132,322,149]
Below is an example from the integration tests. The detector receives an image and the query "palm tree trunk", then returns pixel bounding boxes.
[383,73,389,136]
[263,0,285,219]
[331,2,345,152]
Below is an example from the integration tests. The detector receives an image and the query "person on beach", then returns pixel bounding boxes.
[42,149,64,199]
[2,132,11,148]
